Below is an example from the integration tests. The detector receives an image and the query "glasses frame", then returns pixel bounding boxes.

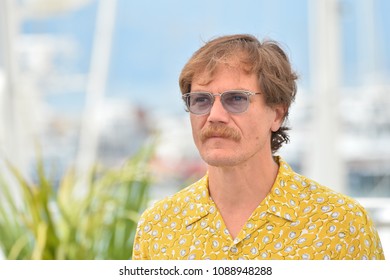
[182,90,262,115]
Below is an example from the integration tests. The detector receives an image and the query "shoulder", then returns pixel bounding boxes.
[281,166,384,259]
[276,157,367,217]
[285,169,368,221]
[287,168,383,252]
[301,178,384,259]
[138,175,208,225]
[274,157,378,236]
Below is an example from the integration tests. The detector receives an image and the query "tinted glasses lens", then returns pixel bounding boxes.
[221,91,250,113]
[188,93,213,114]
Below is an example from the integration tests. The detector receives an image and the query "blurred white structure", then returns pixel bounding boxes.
[0,0,28,175]
[306,0,345,192]
[22,0,92,18]
[76,0,117,176]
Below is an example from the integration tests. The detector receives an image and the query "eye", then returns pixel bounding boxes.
[232,95,245,101]
[194,96,209,103]
[190,93,211,106]
[224,92,248,103]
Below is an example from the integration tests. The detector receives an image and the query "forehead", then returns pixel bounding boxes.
[192,63,257,90]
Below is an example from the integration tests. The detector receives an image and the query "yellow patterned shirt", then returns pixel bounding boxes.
[132,157,385,260]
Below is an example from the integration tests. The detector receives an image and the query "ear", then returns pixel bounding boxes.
[270,105,286,132]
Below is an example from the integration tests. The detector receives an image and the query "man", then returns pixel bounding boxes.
[132,34,384,260]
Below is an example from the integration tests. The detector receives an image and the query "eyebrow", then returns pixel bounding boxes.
[190,88,253,93]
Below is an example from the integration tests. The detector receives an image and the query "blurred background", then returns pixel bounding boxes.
[0,0,389,259]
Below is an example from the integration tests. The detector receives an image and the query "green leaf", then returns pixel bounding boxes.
[0,142,154,259]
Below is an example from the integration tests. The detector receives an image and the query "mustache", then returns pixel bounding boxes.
[200,124,241,142]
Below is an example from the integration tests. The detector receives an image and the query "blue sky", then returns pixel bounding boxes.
[21,0,389,114]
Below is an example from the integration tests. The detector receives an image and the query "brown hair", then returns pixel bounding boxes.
[179,34,298,153]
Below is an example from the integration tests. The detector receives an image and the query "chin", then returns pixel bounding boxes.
[201,153,242,167]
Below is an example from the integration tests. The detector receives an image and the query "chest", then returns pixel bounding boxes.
[142,215,341,260]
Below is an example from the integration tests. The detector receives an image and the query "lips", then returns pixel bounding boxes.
[208,134,225,138]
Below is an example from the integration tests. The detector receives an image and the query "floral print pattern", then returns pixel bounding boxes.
[132,157,385,260]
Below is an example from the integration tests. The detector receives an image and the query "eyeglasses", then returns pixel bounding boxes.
[182,90,262,115]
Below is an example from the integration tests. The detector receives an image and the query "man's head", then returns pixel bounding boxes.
[179,34,298,153]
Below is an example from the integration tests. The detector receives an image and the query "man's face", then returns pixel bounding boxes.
[189,64,284,167]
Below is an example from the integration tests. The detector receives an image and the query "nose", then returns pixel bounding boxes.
[207,96,230,123]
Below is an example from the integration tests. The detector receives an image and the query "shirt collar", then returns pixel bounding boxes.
[181,156,302,226]
[175,175,212,227]
[262,156,301,222]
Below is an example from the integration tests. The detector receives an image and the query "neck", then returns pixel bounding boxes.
[207,154,279,238]
[208,155,279,207]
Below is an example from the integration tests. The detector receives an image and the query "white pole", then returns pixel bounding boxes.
[357,0,383,85]
[0,0,28,176]
[306,0,345,192]
[76,0,117,175]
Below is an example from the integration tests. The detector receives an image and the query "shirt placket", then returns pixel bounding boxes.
[227,217,269,259]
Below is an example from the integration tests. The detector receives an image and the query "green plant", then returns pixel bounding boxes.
[0,145,153,260]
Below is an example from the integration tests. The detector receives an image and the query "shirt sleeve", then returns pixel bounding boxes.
[131,214,150,260]
[340,205,385,260]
